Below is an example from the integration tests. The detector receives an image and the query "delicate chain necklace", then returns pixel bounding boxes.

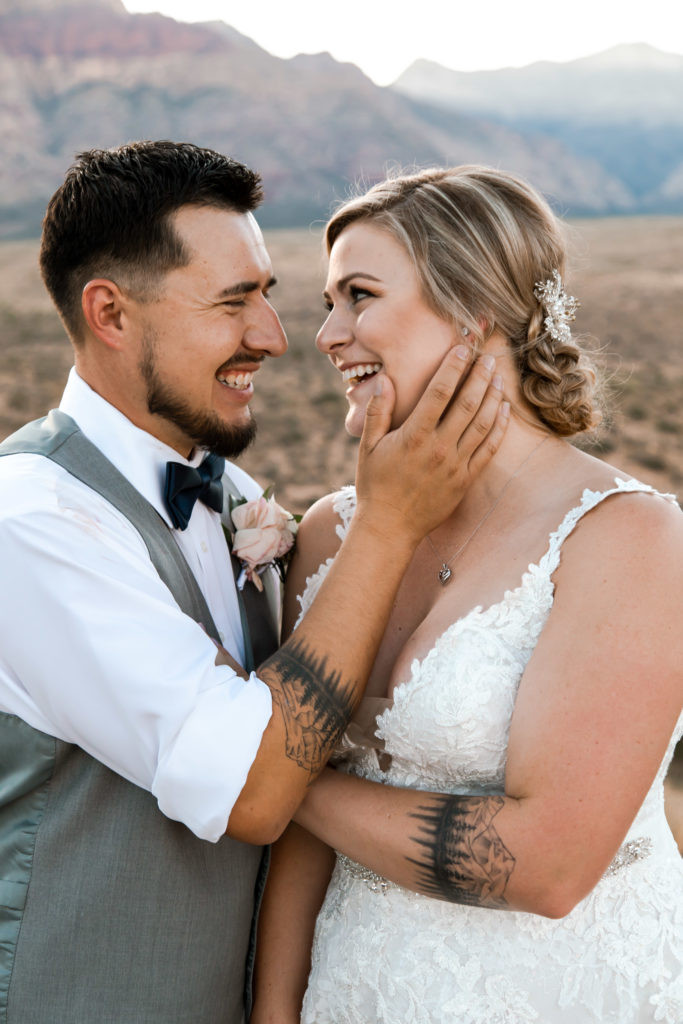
[427,435,549,586]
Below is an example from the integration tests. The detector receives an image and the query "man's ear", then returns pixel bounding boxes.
[81,278,131,351]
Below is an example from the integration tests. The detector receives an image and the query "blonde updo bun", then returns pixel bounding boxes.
[325,166,601,437]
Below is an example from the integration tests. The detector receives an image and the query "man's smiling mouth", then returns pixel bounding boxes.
[216,371,255,390]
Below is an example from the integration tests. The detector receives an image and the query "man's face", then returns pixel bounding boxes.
[135,205,287,457]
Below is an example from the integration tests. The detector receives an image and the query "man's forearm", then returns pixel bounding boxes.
[227,351,506,843]
[226,518,418,843]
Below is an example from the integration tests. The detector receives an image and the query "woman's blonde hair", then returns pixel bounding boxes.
[326,165,600,436]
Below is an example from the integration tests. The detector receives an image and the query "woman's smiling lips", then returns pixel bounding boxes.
[339,362,383,389]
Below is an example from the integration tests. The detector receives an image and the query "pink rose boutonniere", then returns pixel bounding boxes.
[227,489,300,591]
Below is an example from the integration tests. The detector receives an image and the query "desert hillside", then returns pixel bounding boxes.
[1,217,683,509]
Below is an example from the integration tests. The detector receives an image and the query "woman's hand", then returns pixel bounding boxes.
[213,642,249,680]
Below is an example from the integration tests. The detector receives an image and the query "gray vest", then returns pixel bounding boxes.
[0,410,279,1024]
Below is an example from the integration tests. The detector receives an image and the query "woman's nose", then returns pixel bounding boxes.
[316,308,352,355]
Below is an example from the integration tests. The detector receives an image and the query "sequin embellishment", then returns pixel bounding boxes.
[337,853,393,895]
[604,836,653,877]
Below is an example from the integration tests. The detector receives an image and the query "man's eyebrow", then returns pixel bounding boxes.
[322,271,381,301]
[216,276,277,299]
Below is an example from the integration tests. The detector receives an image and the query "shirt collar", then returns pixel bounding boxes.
[59,368,206,529]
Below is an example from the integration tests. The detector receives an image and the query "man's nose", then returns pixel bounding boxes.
[245,299,288,357]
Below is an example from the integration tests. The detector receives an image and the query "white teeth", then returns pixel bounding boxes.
[217,371,254,390]
[342,363,382,384]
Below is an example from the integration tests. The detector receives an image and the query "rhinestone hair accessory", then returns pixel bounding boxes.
[533,269,579,346]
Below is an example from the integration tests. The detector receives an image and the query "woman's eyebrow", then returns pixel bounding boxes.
[322,272,381,301]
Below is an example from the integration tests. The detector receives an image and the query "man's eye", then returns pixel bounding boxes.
[223,299,246,308]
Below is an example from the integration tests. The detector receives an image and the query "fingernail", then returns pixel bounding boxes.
[373,374,384,395]
[501,401,511,419]
[454,345,469,360]
[492,373,503,390]
[481,354,495,371]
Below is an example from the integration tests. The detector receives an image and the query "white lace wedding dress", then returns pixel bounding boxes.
[297,479,683,1024]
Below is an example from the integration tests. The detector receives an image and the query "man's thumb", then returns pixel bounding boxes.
[360,373,395,452]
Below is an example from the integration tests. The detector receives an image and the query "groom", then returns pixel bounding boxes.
[0,141,504,1022]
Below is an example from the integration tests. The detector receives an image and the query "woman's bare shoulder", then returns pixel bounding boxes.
[554,477,682,611]
[297,488,354,564]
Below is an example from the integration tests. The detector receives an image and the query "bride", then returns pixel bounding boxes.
[251,166,683,1023]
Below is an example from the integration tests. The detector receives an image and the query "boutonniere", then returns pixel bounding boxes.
[224,487,300,591]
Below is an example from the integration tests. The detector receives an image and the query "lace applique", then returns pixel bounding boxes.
[294,487,356,631]
[298,479,683,1024]
[333,484,356,542]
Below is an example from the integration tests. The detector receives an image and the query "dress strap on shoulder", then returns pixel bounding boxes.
[332,485,357,542]
[539,476,678,577]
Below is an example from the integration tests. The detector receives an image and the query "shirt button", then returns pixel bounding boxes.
[201,541,208,552]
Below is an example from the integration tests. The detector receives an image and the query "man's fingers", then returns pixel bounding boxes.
[358,373,395,455]
[468,400,510,476]
[454,372,504,459]
[436,351,497,443]
[403,345,473,437]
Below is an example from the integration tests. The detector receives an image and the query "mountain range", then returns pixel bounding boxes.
[394,44,683,210]
[1,0,681,238]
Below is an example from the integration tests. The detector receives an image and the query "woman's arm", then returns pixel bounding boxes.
[251,496,346,1022]
[251,823,335,1023]
[294,493,683,919]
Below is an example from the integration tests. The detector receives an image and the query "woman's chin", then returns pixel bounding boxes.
[344,407,365,438]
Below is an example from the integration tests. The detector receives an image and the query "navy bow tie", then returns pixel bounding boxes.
[163,453,225,530]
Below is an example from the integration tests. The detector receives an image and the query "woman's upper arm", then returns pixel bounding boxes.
[282,491,346,640]
[505,492,683,887]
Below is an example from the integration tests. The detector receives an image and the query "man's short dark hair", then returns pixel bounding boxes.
[40,140,264,341]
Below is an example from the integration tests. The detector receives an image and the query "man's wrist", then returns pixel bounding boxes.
[350,502,423,557]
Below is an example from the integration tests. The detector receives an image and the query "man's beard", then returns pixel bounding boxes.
[139,333,257,459]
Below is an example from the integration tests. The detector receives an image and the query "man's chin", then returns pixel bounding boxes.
[198,417,257,459]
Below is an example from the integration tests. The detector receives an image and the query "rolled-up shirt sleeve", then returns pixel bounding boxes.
[0,459,273,842]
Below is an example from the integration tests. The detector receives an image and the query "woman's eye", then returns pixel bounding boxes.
[324,300,333,312]
[349,286,373,304]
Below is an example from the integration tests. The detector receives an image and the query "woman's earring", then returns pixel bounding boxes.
[461,327,470,337]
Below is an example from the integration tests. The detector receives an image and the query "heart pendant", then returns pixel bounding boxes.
[438,565,452,585]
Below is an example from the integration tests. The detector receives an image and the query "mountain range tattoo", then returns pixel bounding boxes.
[407,795,516,907]
[262,637,357,779]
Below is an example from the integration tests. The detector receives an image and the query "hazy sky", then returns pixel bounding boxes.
[123,0,683,84]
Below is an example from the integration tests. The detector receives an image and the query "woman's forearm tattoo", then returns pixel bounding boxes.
[407,795,515,908]
[262,637,356,779]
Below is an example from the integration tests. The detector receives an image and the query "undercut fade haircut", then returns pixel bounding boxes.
[40,140,264,342]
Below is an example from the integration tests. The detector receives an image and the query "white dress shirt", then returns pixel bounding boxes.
[0,369,273,841]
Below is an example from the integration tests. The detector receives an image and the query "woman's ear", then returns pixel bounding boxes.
[81,278,129,351]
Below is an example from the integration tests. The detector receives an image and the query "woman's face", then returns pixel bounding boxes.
[317,221,458,437]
